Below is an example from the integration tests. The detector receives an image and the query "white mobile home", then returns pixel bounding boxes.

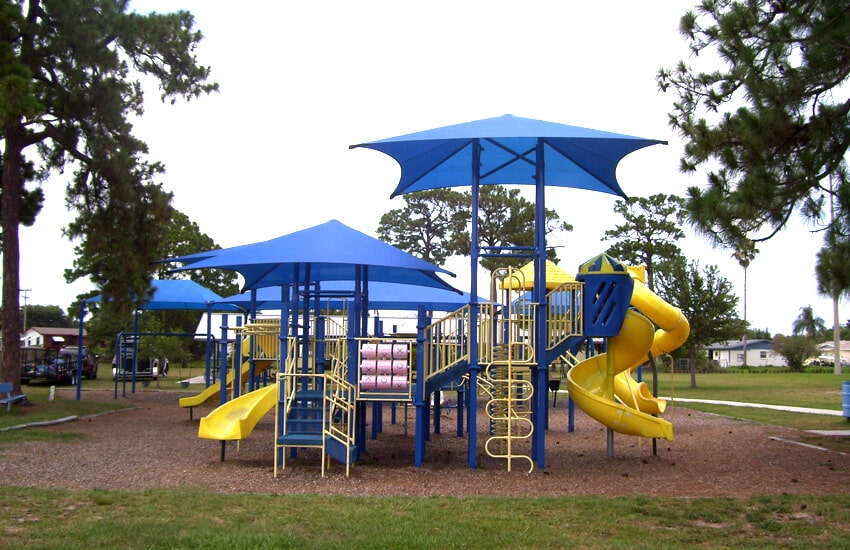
[706,339,787,368]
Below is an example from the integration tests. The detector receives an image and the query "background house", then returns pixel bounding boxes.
[812,340,850,367]
[21,327,87,350]
[706,339,787,368]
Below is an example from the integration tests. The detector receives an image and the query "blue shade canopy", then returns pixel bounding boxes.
[219,281,485,312]
[350,114,666,198]
[86,279,240,311]
[166,219,459,293]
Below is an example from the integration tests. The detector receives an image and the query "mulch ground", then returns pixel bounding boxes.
[1,388,848,497]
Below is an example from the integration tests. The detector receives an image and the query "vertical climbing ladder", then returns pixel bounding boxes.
[482,267,535,472]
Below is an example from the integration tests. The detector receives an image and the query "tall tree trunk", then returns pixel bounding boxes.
[1,123,24,394]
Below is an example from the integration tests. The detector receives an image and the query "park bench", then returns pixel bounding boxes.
[0,382,26,412]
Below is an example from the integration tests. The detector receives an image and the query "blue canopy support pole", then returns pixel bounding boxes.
[347,292,359,388]
[414,305,427,467]
[76,302,85,400]
[114,333,121,399]
[300,265,311,378]
[361,266,369,336]
[467,137,481,470]
[218,314,229,406]
[314,284,325,379]
[533,137,547,468]
[131,310,140,394]
[314,282,324,377]
[249,289,257,392]
[280,283,291,376]
[233,316,243,399]
[205,303,213,386]
[277,283,291,469]
[351,304,367,455]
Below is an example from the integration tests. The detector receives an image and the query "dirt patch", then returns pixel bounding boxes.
[1,389,848,497]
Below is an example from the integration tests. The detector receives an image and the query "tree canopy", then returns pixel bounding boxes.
[658,0,850,299]
[377,189,468,266]
[602,193,687,291]
[378,186,571,272]
[791,305,827,338]
[0,1,216,391]
[656,257,744,387]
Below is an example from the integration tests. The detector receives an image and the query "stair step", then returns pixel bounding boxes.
[293,390,323,401]
[278,433,324,447]
[286,419,323,431]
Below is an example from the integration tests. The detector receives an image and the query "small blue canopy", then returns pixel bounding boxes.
[86,279,239,311]
[219,280,485,312]
[350,114,665,198]
[166,219,459,293]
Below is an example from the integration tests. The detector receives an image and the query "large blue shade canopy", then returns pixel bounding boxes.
[350,114,666,198]
[219,280,484,312]
[86,279,240,311]
[166,219,459,293]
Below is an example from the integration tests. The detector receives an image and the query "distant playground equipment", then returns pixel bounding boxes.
[182,320,279,421]
[189,253,688,477]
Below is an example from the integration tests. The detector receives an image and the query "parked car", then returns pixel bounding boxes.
[21,346,97,384]
[112,356,159,381]
[57,346,99,381]
[804,354,849,368]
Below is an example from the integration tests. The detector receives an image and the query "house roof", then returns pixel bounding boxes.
[706,339,773,351]
[816,340,850,352]
[25,327,85,337]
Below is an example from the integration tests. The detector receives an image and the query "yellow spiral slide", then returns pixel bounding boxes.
[566,278,689,440]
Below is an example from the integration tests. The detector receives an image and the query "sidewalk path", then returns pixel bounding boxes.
[664,397,844,416]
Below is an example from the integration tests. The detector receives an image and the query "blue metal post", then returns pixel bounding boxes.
[533,137,547,468]
[204,303,213,386]
[467,138,481,469]
[414,305,427,466]
[218,315,229,406]
[131,310,140,394]
[76,302,85,400]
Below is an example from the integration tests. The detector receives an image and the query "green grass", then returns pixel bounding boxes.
[654,371,849,410]
[652,371,850,432]
[1,487,848,549]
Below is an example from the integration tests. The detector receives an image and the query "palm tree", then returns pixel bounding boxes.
[732,241,757,367]
[792,306,827,339]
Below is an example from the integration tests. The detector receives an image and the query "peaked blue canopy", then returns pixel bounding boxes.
[219,280,484,312]
[350,114,665,198]
[166,219,459,293]
[86,279,239,312]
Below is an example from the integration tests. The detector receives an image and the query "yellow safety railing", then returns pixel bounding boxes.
[324,368,356,477]
[419,305,471,395]
[546,281,583,352]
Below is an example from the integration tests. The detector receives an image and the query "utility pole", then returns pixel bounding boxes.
[19,289,31,332]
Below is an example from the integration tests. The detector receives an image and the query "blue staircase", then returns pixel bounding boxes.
[278,389,324,447]
[275,373,358,477]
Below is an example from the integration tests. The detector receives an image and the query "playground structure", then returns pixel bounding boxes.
[184,253,688,476]
[172,115,681,476]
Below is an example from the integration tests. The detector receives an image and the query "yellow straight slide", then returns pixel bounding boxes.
[566,278,689,441]
[198,383,278,441]
[178,359,275,409]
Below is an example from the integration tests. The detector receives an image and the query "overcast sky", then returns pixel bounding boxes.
[14,1,844,335]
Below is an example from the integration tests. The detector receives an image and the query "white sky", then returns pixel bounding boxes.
[14,1,845,335]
